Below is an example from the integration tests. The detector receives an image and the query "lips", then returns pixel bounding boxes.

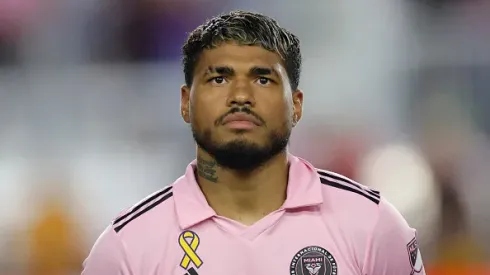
[221,113,262,126]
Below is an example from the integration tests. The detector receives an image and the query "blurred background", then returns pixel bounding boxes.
[0,0,489,274]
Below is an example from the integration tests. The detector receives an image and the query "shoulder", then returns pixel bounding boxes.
[314,168,419,268]
[315,168,406,233]
[110,184,176,236]
[82,179,190,273]
[314,168,381,236]
[315,168,408,224]
[82,185,178,273]
[82,184,179,274]
[316,168,381,207]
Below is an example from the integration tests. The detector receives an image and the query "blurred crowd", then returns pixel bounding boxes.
[0,0,229,64]
[0,0,490,274]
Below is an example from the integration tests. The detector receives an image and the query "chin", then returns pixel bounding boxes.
[223,128,257,136]
[219,138,261,148]
[221,135,265,146]
[223,129,263,138]
[193,126,290,170]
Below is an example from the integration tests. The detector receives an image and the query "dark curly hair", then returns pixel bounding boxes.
[182,10,302,91]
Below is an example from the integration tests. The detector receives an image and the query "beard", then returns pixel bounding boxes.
[192,125,290,172]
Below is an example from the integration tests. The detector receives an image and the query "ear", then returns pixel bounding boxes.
[181,85,191,123]
[292,89,303,127]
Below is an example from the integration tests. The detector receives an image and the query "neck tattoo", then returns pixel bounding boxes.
[197,156,218,183]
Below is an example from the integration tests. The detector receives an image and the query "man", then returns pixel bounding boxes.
[82,10,426,275]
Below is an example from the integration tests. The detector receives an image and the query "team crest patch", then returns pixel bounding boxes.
[407,237,423,274]
[290,246,338,275]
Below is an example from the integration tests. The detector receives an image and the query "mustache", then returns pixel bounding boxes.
[215,107,266,126]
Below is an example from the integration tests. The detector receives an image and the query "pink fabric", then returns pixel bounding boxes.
[82,154,425,275]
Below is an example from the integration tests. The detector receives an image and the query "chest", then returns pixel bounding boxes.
[137,218,363,275]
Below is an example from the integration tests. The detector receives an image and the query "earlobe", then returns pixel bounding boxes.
[181,85,191,123]
[292,89,303,127]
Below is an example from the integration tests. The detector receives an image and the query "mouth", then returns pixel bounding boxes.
[221,113,262,130]
[224,120,258,130]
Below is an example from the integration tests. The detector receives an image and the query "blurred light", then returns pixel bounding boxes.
[358,141,441,250]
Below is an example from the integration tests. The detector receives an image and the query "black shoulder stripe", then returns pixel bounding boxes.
[113,186,172,225]
[317,170,380,198]
[319,177,380,205]
[317,169,379,195]
[114,191,173,233]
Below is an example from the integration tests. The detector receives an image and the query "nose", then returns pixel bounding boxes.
[226,80,256,107]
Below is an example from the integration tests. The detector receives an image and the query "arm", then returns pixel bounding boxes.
[82,226,133,275]
[363,198,426,275]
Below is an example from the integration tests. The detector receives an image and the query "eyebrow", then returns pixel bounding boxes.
[204,66,234,77]
[249,66,275,77]
[203,66,278,78]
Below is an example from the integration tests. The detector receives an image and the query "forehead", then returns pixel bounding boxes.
[195,43,286,75]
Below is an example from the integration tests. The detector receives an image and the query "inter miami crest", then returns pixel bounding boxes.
[407,237,423,274]
[290,246,338,275]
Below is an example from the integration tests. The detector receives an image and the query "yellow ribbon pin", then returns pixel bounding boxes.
[179,231,203,269]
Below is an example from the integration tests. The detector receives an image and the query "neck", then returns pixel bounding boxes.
[196,150,289,226]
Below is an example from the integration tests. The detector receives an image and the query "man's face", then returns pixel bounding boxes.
[181,43,303,171]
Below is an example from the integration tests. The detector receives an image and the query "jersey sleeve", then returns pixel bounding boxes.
[82,225,133,275]
[363,198,426,275]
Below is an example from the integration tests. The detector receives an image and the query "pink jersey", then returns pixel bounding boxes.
[82,154,425,275]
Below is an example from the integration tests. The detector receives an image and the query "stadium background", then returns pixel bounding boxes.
[0,0,489,274]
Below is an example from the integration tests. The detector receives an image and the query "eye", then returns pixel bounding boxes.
[208,76,227,84]
[257,77,272,85]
